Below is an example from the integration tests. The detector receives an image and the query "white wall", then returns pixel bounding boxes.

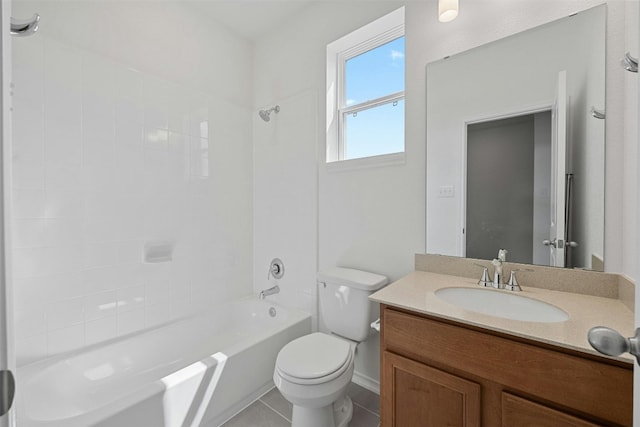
[11,1,254,365]
[253,0,638,389]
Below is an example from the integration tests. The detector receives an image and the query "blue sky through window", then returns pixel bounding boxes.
[345,36,405,105]
[346,100,405,159]
[344,36,405,159]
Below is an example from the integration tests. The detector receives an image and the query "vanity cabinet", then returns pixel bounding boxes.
[383,351,481,426]
[501,392,600,426]
[380,305,633,427]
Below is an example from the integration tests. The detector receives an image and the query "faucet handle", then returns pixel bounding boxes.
[505,270,526,291]
[505,268,534,291]
[474,263,492,287]
[267,258,285,280]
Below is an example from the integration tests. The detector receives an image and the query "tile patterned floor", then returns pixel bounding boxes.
[222,382,380,427]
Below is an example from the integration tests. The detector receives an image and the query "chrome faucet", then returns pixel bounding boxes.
[491,249,508,289]
[491,258,504,289]
[258,284,280,299]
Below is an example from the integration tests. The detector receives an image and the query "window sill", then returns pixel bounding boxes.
[325,152,406,173]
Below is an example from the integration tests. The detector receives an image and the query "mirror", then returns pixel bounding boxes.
[426,5,605,270]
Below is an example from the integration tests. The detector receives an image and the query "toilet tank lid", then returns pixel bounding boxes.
[317,267,388,291]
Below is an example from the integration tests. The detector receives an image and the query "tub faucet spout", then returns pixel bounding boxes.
[259,284,280,299]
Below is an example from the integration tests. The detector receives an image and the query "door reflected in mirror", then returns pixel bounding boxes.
[426,5,605,270]
[466,112,551,265]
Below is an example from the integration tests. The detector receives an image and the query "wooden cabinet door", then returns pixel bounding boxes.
[381,351,481,427]
[502,392,601,427]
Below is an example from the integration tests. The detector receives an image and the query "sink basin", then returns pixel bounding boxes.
[435,287,569,323]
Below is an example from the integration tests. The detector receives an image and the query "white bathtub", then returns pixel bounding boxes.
[17,299,311,427]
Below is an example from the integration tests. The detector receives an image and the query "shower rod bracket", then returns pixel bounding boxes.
[622,51,638,73]
[590,107,605,119]
[10,13,39,37]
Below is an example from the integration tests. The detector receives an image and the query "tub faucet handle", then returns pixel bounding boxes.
[267,258,285,280]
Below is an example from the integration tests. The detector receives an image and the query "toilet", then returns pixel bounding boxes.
[273,267,388,427]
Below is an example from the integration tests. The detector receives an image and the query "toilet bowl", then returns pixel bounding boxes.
[274,332,355,427]
[273,267,388,427]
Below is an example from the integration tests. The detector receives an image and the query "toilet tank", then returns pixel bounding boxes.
[317,267,388,342]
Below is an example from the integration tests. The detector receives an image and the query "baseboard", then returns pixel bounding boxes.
[352,370,380,395]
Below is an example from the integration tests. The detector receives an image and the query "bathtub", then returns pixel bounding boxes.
[17,299,311,427]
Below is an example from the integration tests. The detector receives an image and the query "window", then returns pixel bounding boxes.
[326,7,405,165]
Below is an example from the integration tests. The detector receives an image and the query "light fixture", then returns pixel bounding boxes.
[439,0,459,23]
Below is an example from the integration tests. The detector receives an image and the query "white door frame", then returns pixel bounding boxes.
[0,0,14,425]
[633,3,640,424]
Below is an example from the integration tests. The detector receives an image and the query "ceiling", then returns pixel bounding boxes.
[185,0,316,42]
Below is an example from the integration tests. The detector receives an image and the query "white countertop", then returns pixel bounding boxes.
[370,271,635,364]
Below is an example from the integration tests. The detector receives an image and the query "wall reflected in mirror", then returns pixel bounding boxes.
[426,5,605,270]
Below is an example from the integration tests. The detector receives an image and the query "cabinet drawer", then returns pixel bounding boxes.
[382,306,632,426]
[502,392,600,427]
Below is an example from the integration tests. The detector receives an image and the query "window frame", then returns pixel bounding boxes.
[326,7,405,166]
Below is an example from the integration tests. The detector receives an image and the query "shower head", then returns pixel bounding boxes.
[258,110,271,122]
[258,105,280,122]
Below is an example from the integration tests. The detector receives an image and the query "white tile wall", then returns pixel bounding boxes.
[11,29,253,365]
[85,316,117,346]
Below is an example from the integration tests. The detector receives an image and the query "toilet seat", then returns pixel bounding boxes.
[276,333,353,385]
